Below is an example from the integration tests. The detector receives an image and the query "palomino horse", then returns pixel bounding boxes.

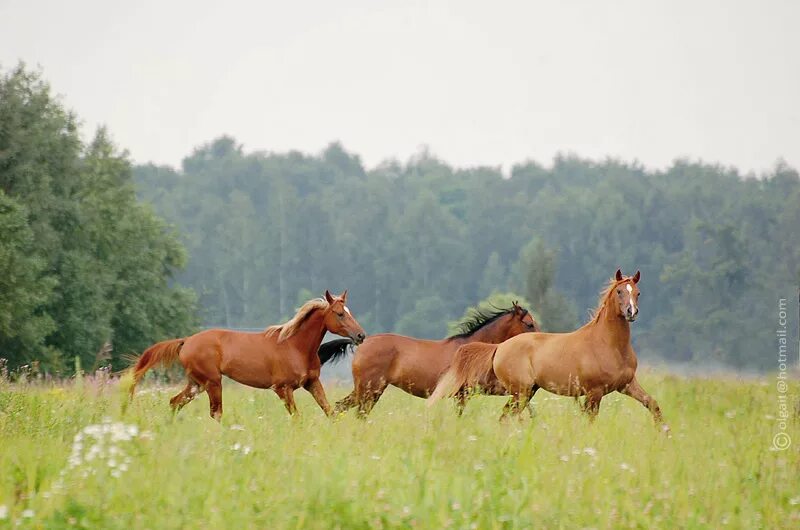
[129,291,366,420]
[322,302,539,417]
[429,270,667,428]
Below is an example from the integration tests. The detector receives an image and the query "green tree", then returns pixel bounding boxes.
[511,238,578,332]
[478,252,506,298]
[395,295,450,339]
[0,192,56,365]
[0,65,197,371]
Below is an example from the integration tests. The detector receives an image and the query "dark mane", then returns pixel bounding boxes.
[449,306,516,339]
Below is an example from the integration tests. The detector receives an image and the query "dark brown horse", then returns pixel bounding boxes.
[430,270,667,429]
[320,302,538,417]
[129,291,365,419]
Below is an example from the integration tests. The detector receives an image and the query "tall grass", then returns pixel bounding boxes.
[0,373,797,528]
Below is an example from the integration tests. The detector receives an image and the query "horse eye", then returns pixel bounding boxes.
[616,289,621,295]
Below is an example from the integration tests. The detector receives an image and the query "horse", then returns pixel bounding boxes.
[128,290,366,420]
[321,302,539,417]
[429,270,667,428]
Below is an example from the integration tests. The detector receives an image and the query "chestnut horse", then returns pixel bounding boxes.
[322,302,538,417]
[129,290,365,419]
[429,270,667,428]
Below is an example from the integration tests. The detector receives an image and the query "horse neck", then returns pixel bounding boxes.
[448,315,512,345]
[285,310,328,357]
[590,303,631,351]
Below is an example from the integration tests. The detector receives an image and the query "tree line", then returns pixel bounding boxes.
[1,64,797,372]
[0,66,196,372]
[135,141,799,371]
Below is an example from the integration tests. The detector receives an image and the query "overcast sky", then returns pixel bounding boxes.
[1,0,798,173]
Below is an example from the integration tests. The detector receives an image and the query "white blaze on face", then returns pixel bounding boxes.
[344,306,351,315]
[626,284,636,315]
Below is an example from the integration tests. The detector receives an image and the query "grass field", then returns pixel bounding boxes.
[0,371,798,529]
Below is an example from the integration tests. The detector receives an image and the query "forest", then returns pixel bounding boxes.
[2,65,798,372]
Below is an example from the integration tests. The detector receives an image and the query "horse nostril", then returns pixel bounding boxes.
[357,333,366,341]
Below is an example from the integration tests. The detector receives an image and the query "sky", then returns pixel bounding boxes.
[1,0,798,174]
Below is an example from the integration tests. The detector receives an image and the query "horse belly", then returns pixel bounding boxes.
[221,357,275,389]
[389,351,450,398]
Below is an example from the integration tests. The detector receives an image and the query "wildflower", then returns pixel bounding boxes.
[0,505,7,519]
[230,424,245,431]
[467,435,478,442]
[559,455,569,462]
[583,447,597,457]
[620,462,635,473]
[22,509,34,518]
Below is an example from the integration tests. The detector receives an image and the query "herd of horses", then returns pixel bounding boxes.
[129,269,667,429]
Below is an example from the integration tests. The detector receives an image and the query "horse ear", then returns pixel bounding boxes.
[615,269,623,281]
[632,270,641,284]
[324,290,335,304]
[341,289,348,302]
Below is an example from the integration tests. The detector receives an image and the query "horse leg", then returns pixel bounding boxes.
[500,386,536,421]
[304,378,333,417]
[620,377,667,429]
[582,389,604,421]
[355,381,387,419]
[454,387,468,417]
[274,385,298,416]
[333,390,357,414]
[169,381,202,413]
[526,384,539,418]
[207,380,223,421]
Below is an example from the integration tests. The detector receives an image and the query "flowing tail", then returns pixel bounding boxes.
[317,338,355,366]
[427,342,499,406]
[127,338,185,398]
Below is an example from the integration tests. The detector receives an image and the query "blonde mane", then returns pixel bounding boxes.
[589,276,628,323]
[265,298,329,342]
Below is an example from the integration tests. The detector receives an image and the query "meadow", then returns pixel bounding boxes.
[0,371,797,529]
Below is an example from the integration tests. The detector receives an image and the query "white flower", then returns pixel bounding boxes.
[583,447,597,457]
[559,455,569,462]
[230,424,245,431]
[467,435,478,442]
[22,509,34,518]
[0,505,7,520]
[620,462,635,473]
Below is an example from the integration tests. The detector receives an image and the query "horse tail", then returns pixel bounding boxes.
[127,338,185,398]
[427,342,498,406]
[317,338,355,366]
